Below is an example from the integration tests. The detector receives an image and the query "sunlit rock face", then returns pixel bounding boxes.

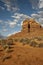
[8,18,43,39]
[22,18,42,33]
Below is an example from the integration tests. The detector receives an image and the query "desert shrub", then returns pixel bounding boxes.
[7,42,14,45]
[0,39,7,49]
[6,49,14,53]
[2,44,10,50]
[3,55,12,62]
[34,37,43,41]
[0,39,1,45]
[7,39,13,45]
[38,43,43,48]
[30,41,38,47]
[14,39,18,42]
[20,38,30,45]
[1,39,6,46]
[3,45,8,49]
[37,37,42,41]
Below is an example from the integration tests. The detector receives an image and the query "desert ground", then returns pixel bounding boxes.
[0,38,43,65]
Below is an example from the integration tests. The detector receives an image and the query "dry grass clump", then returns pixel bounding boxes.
[20,38,30,45]
[30,40,38,47]
[7,38,14,45]
[0,39,2,45]
[0,39,14,49]
[38,43,43,48]
[0,39,14,62]
[2,55,12,62]
[33,37,43,41]
[14,38,19,42]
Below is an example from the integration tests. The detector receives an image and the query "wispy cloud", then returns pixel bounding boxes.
[0,20,2,23]
[30,0,43,9]
[9,22,16,28]
[1,0,20,12]
[12,13,31,21]
[0,6,5,10]
[30,0,43,21]
[11,13,31,26]
[4,13,30,28]
[39,0,43,8]
[38,11,43,18]
[31,13,40,19]
[2,28,7,32]
[30,0,39,9]
[31,11,43,25]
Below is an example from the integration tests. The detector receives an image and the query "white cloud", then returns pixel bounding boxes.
[38,11,43,14]
[31,13,40,19]
[2,29,7,32]
[9,22,16,28]
[20,21,23,26]
[12,7,20,12]
[38,11,43,18]
[12,13,31,20]
[0,20,2,23]
[5,4,20,12]
[30,0,39,9]
[4,4,11,11]
[31,12,43,26]
[2,0,20,12]
[5,19,17,28]
[39,18,43,24]
[11,13,31,26]
[39,0,43,8]
[17,24,20,26]
[0,6,5,10]
[2,0,11,11]
[30,0,43,9]
[12,15,20,19]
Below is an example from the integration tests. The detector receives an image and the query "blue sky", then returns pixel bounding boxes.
[0,0,43,36]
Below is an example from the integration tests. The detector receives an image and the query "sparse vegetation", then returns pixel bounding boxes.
[34,37,43,41]
[0,39,2,45]
[7,39,13,45]
[0,36,43,65]
[14,38,19,42]
[2,55,12,62]
[38,43,43,48]
[30,40,38,47]
[6,49,14,53]
[0,37,43,48]
[20,38,30,45]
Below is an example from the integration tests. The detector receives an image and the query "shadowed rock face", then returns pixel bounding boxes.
[22,18,42,33]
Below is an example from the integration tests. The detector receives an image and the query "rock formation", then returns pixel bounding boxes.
[22,18,42,33]
[8,18,43,39]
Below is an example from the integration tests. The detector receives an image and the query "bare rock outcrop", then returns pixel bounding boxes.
[22,18,42,33]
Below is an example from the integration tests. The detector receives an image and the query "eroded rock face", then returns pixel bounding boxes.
[8,18,43,39]
[22,18,42,33]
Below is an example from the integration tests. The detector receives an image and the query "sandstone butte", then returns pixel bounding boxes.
[8,18,43,39]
